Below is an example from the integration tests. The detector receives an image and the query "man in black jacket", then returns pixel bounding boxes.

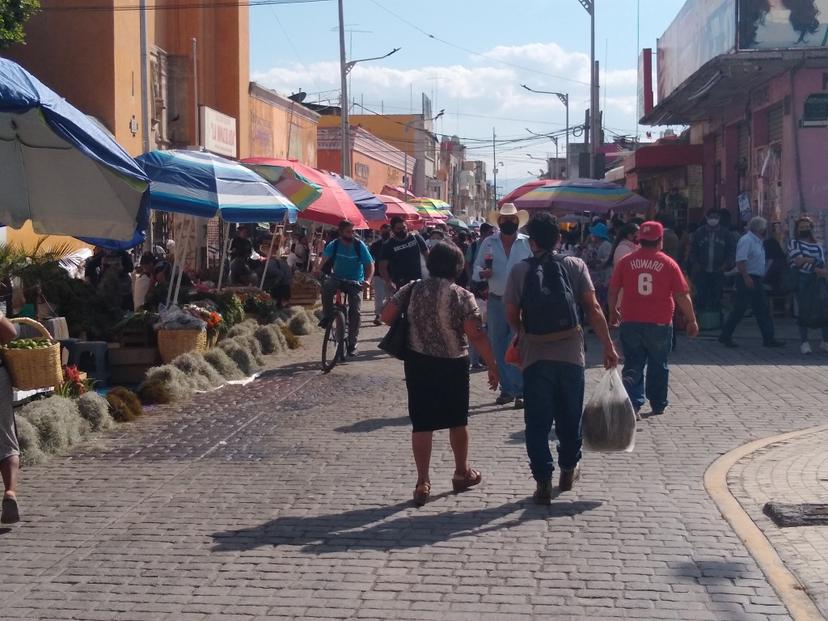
[689,208,735,314]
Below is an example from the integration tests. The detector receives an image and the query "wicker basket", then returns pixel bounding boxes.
[157,329,207,363]
[1,318,63,390]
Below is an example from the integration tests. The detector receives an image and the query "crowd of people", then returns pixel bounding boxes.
[311,200,828,509]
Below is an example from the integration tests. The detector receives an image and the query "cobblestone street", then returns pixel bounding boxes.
[1,318,826,620]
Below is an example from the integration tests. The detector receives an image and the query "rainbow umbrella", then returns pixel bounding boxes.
[243,162,322,210]
[499,179,562,206]
[515,178,649,214]
[410,197,451,220]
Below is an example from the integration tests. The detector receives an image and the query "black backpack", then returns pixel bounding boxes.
[520,253,580,336]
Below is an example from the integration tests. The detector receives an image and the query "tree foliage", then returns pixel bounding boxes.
[0,0,40,49]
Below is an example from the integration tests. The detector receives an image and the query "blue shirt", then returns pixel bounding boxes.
[472,232,533,296]
[323,238,373,282]
[735,232,766,277]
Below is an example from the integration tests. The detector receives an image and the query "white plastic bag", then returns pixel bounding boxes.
[582,368,636,453]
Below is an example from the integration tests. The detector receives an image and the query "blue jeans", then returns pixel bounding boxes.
[487,295,523,398]
[372,277,387,317]
[620,322,672,412]
[720,275,775,344]
[523,361,585,481]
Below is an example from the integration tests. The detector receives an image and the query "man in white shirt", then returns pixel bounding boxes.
[474,203,533,408]
[719,216,784,348]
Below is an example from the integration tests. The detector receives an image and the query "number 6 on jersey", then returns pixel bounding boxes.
[637,273,653,296]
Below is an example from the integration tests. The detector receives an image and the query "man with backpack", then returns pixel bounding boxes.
[315,220,374,357]
[505,213,618,503]
[608,221,699,418]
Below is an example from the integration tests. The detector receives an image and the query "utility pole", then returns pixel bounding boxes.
[589,4,599,179]
[492,127,497,211]
[338,0,350,178]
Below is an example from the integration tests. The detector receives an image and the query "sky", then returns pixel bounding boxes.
[250,0,688,192]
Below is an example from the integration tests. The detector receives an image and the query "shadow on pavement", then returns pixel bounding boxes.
[671,559,755,582]
[210,499,601,554]
[335,416,409,433]
[0,528,11,536]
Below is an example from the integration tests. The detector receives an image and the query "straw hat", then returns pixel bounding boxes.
[489,203,529,227]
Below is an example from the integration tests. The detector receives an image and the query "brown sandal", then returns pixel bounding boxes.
[452,468,482,493]
[413,481,431,507]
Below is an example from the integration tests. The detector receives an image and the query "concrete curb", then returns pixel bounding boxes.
[704,424,828,621]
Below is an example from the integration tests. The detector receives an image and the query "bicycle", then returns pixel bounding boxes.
[320,276,363,373]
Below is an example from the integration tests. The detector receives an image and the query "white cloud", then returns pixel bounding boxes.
[252,41,642,185]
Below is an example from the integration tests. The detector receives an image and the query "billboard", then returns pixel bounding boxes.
[658,0,737,101]
[739,0,828,49]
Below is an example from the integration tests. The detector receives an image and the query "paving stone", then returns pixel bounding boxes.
[0,320,822,619]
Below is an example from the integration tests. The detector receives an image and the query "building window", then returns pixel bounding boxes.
[355,163,370,182]
[801,94,828,127]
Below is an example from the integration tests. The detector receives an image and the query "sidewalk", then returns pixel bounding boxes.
[0,317,826,620]
[729,428,828,619]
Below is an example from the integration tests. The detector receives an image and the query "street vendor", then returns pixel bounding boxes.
[0,313,20,524]
[229,225,256,286]
[258,240,292,307]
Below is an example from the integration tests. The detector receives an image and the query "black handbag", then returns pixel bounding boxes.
[378,285,413,360]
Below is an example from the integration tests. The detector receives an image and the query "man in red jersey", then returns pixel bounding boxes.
[608,221,698,418]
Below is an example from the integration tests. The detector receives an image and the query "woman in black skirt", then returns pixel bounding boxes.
[382,242,499,506]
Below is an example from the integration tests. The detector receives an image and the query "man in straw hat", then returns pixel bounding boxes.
[473,203,532,408]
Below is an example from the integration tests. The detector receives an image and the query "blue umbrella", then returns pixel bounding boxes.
[331,173,386,222]
[137,150,299,223]
[0,58,149,245]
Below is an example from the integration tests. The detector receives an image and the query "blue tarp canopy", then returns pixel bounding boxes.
[331,173,386,222]
[137,150,299,223]
[0,58,149,249]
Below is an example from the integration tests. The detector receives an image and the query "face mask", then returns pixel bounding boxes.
[798,229,812,239]
[394,230,407,239]
[707,218,720,227]
[500,221,519,235]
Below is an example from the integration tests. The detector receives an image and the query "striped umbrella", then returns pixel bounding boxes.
[409,197,451,220]
[243,162,322,210]
[515,178,649,214]
[499,179,562,207]
[137,150,298,223]
[242,157,368,229]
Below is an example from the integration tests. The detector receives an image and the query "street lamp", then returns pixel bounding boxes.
[402,109,443,195]
[338,0,400,178]
[575,0,599,179]
[521,85,569,177]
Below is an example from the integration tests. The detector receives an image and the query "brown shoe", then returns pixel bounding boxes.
[452,468,482,493]
[413,481,431,507]
[559,466,580,492]
[1,495,20,524]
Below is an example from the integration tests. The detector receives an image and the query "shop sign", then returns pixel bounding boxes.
[200,106,237,158]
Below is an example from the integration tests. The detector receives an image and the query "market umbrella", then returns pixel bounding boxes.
[446,217,469,231]
[499,179,562,207]
[515,178,650,214]
[381,185,416,201]
[331,173,386,223]
[409,197,450,220]
[137,150,298,223]
[376,195,423,230]
[242,162,322,210]
[138,149,299,302]
[0,58,149,244]
[242,158,368,229]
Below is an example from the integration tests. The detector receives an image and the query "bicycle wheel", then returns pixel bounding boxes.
[321,310,346,372]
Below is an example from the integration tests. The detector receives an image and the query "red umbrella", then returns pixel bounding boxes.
[381,185,417,201]
[499,179,562,207]
[243,157,368,229]
[376,195,423,230]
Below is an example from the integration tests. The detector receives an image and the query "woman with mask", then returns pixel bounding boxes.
[787,216,828,354]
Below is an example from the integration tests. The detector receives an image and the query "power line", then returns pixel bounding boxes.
[40,0,329,12]
[364,0,591,87]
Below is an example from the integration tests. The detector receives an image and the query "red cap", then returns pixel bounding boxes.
[638,221,664,242]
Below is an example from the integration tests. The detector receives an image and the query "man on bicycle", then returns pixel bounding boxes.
[316,220,374,357]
